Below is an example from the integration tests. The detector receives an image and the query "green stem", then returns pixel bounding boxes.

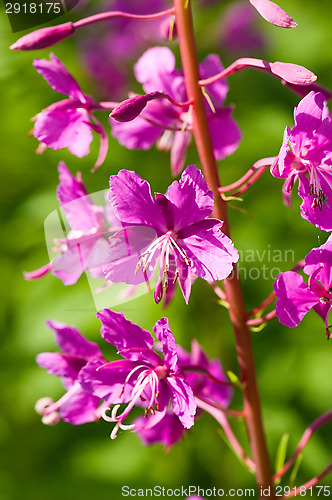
[174,0,275,495]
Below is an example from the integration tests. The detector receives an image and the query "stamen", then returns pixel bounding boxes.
[169,235,192,266]
[101,407,117,422]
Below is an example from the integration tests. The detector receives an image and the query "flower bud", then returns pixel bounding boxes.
[110,92,166,123]
[110,95,148,123]
[10,22,76,51]
[249,0,297,28]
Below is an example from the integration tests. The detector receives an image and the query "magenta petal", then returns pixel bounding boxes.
[184,340,233,408]
[34,106,93,157]
[109,170,165,230]
[135,412,185,448]
[134,46,176,94]
[46,320,102,358]
[304,238,332,290]
[199,54,228,106]
[51,247,85,285]
[178,260,192,304]
[59,390,101,425]
[36,352,84,379]
[298,175,332,231]
[111,115,162,150]
[312,302,331,331]
[292,91,326,148]
[180,220,238,281]
[97,309,154,353]
[166,165,214,230]
[166,377,196,429]
[57,162,103,232]
[208,108,242,160]
[33,54,84,100]
[153,318,178,372]
[273,271,319,327]
[170,131,191,176]
[78,358,138,402]
[24,262,52,280]
[52,237,109,285]
[249,0,297,28]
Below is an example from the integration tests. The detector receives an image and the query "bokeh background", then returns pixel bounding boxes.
[1,0,332,498]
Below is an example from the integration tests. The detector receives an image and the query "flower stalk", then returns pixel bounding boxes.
[174,0,276,495]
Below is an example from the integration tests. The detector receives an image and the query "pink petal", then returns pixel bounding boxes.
[33,54,84,100]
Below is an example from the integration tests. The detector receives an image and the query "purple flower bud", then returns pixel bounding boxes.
[110,95,149,122]
[10,22,75,51]
[110,91,167,123]
[249,0,297,28]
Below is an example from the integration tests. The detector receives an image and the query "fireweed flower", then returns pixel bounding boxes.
[135,339,232,448]
[274,235,332,337]
[271,91,332,231]
[32,54,108,169]
[110,46,241,175]
[79,310,196,439]
[35,320,105,425]
[25,162,118,285]
[103,165,238,304]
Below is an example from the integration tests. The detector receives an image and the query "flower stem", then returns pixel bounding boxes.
[174,0,275,495]
[196,397,256,472]
[73,8,175,29]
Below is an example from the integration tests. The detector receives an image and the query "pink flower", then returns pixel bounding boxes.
[35,320,105,425]
[25,162,119,285]
[79,311,196,438]
[32,54,108,169]
[110,47,241,175]
[271,92,332,231]
[103,165,238,304]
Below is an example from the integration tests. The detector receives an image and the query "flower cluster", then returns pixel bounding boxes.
[36,310,232,445]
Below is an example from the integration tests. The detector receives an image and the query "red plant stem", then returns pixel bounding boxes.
[219,157,276,193]
[208,282,227,301]
[274,409,332,481]
[249,291,276,317]
[282,463,332,498]
[247,310,276,326]
[196,398,256,471]
[231,166,269,196]
[73,8,175,29]
[174,0,275,495]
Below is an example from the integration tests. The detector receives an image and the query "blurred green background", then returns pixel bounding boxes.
[1,1,332,498]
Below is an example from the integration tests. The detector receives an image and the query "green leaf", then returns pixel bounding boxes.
[289,453,303,489]
[275,433,289,484]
